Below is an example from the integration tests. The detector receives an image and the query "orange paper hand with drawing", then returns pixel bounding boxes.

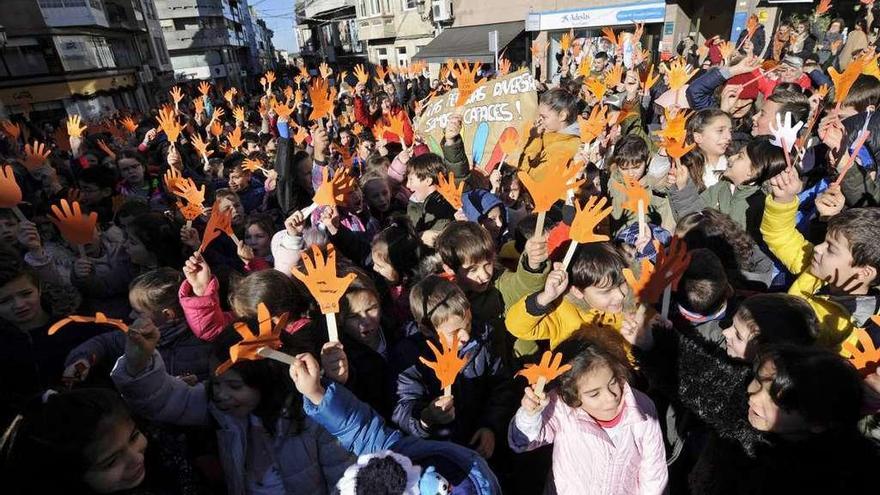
[215,302,289,376]
[517,157,585,213]
[200,200,234,252]
[312,167,356,207]
[50,199,97,246]
[578,105,609,145]
[517,351,572,395]
[436,172,464,210]
[291,244,357,314]
[48,312,128,335]
[419,333,469,393]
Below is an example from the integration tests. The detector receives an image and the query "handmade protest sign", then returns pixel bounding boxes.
[48,312,128,335]
[215,302,291,375]
[420,333,468,397]
[517,351,572,397]
[415,69,538,169]
[292,244,356,342]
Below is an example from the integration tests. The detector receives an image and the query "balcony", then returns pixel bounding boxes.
[305,0,354,18]
[37,0,109,28]
[357,14,396,41]
[164,28,231,51]
[157,0,226,20]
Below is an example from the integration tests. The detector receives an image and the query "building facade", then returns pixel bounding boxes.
[153,0,273,86]
[355,0,436,69]
[0,0,170,121]
[295,0,364,66]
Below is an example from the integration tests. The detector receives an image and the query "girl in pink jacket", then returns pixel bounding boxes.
[509,337,668,495]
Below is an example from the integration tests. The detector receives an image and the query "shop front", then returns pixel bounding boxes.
[525,1,667,75]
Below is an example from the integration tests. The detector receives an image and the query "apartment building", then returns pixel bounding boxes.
[295,0,364,67]
[0,0,169,121]
[356,0,435,69]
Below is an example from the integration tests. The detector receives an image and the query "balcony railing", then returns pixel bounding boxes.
[164,28,232,51]
[357,14,396,41]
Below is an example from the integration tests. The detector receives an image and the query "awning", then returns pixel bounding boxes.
[413,21,523,64]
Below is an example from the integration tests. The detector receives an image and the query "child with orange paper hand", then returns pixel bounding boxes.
[606,135,676,235]
[222,157,266,214]
[669,137,787,242]
[404,153,456,246]
[391,276,517,460]
[111,312,354,494]
[504,243,629,359]
[509,336,667,495]
[520,88,582,181]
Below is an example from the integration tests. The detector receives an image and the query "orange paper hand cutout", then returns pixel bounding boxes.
[419,333,468,391]
[613,176,651,214]
[662,138,697,161]
[745,16,759,39]
[560,30,573,53]
[601,27,620,48]
[48,312,128,335]
[436,172,464,210]
[0,165,23,208]
[292,123,309,146]
[667,58,698,91]
[387,113,407,143]
[517,351,572,385]
[717,41,735,62]
[200,200,234,252]
[215,302,290,376]
[156,107,181,143]
[66,115,87,138]
[191,133,211,158]
[198,81,211,97]
[228,127,244,150]
[170,86,185,106]
[578,105,609,145]
[308,78,334,122]
[24,141,51,171]
[177,200,203,221]
[163,167,183,193]
[273,100,294,119]
[224,87,237,105]
[843,328,880,376]
[655,108,691,143]
[517,157,585,213]
[375,65,389,83]
[498,131,519,155]
[570,196,612,244]
[530,40,545,60]
[242,158,266,173]
[312,167,356,207]
[2,120,22,141]
[265,70,276,89]
[291,244,357,314]
[585,78,608,102]
[453,61,482,107]
[233,106,246,124]
[354,64,369,85]
[210,120,223,138]
[498,57,511,77]
[624,237,691,305]
[173,178,206,207]
[50,199,97,246]
[816,0,832,15]
[605,63,624,89]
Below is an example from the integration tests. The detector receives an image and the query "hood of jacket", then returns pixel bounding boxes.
[461,189,504,223]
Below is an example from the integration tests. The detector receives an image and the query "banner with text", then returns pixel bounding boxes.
[415,69,538,171]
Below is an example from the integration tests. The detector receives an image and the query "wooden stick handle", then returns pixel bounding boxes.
[326,312,339,342]
[256,347,298,366]
[532,211,546,242]
[11,207,27,223]
[534,376,548,397]
[300,202,318,218]
[76,245,86,258]
[661,285,672,320]
[444,385,452,397]
[637,200,646,233]
[561,241,579,270]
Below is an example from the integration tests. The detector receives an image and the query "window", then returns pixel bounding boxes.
[154,36,169,64]
[396,46,407,67]
[368,0,380,15]
[402,0,417,10]
[1,45,49,76]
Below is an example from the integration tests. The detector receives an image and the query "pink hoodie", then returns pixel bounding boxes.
[509,383,667,495]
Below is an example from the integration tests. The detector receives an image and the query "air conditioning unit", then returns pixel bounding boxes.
[432,0,452,22]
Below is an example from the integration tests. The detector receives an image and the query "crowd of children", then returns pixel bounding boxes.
[2,3,880,494]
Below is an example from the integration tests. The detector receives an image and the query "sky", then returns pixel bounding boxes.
[249,0,299,53]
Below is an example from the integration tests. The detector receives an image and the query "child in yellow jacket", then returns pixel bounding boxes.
[505,242,630,363]
[761,167,880,354]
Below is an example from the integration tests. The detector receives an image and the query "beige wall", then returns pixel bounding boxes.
[452,0,650,27]
[358,0,434,65]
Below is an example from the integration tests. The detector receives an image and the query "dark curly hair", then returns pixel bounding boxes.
[676,208,757,273]
[554,335,630,409]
